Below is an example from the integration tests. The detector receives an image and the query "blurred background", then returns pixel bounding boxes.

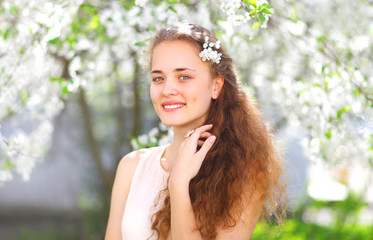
[0,0,372,239]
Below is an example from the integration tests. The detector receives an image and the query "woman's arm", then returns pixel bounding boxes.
[168,177,203,240]
[215,187,264,239]
[168,125,216,240]
[104,150,143,240]
[169,176,263,240]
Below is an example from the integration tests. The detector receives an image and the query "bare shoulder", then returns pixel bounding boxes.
[117,148,147,175]
[114,148,149,194]
[113,148,148,199]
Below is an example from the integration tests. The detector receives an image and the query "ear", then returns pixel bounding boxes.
[211,76,224,99]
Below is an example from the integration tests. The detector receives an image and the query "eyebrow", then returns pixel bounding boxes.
[151,68,196,74]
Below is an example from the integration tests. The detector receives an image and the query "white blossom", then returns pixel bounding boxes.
[199,38,223,64]
[159,122,168,132]
[131,139,140,150]
[148,127,159,143]
[135,0,148,7]
[138,134,148,146]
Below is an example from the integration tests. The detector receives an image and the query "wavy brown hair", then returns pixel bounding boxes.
[148,24,287,240]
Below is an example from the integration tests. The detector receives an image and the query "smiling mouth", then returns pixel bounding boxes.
[162,104,185,111]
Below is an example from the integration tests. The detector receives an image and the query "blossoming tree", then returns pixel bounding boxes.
[0,0,372,196]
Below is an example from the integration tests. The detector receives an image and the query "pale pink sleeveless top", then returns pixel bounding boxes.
[121,145,169,240]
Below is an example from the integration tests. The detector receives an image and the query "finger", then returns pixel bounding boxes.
[197,139,204,147]
[198,132,212,147]
[190,124,213,141]
[196,135,216,159]
[199,132,213,139]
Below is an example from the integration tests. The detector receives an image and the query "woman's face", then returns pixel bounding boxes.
[150,40,222,129]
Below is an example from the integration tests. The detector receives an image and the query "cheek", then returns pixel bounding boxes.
[193,90,213,108]
[193,84,213,102]
[150,86,159,102]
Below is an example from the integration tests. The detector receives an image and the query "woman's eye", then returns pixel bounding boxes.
[180,76,191,80]
[152,77,163,82]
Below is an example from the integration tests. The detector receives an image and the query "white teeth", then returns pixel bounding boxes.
[164,104,184,109]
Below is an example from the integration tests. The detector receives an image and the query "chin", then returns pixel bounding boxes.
[160,121,173,127]
[158,113,207,129]
[161,119,205,130]
[160,120,183,128]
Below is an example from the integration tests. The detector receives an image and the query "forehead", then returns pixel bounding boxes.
[151,40,209,72]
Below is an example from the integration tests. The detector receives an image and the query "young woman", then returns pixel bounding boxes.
[105,23,287,240]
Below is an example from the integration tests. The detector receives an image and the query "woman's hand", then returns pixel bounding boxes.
[169,124,216,186]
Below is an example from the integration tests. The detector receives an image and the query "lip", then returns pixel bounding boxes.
[161,101,186,112]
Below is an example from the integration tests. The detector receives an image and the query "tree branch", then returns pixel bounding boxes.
[131,51,142,139]
[78,86,113,192]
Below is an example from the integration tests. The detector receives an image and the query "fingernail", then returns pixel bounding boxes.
[209,135,216,144]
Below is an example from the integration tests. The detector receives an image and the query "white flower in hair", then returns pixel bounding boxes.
[199,37,223,64]
[215,40,221,49]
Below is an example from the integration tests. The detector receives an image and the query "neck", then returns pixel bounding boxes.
[162,123,203,171]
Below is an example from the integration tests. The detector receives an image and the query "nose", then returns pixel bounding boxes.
[162,78,179,97]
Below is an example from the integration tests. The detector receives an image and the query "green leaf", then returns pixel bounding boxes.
[20,91,28,105]
[88,15,100,30]
[337,106,351,119]
[369,134,373,151]
[261,8,272,14]
[332,72,339,77]
[120,0,136,10]
[48,37,60,45]
[352,89,361,97]
[168,6,177,13]
[10,6,19,14]
[248,0,257,5]
[263,4,273,9]
[324,81,329,88]
[289,8,297,21]
[167,0,180,3]
[134,41,146,47]
[243,0,252,7]
[313,83,322,88]
[7,107,13,116]
[5,160,13,170]
[66,36,77,49]
[50,77,66,83]
[61,86,69,95]
[214,29,223,38]
[325,129,332,139]
[79,3,97,15]
[317,35,327,45]
[258,14,266,22]
[243,5,250,13]
[252,22,262,28]
[3,28,10,40]
[296,89,305,98]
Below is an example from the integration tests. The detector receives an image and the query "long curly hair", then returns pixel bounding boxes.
[148,24,287,240]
